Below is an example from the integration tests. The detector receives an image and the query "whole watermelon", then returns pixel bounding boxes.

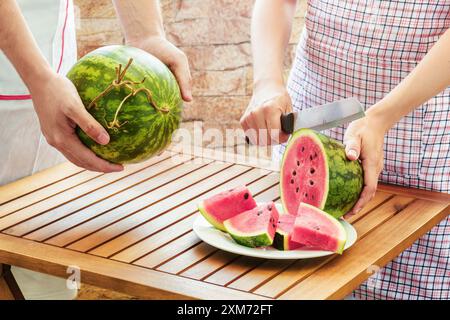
[67,45,182,164]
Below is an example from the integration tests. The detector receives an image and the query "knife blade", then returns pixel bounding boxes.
[280,97,365,134]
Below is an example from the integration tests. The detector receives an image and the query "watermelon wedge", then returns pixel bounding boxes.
[223,202,279,248]
[291,203,347,254]
[273,213,303,251]
[280,129,363,218]
[198,186,257,231]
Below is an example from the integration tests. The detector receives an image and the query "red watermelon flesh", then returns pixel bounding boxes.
[198,186,257,231]
[273,213,304,251]
[223,202,279,248]
[281,133,326,216]
[291,203,347,254]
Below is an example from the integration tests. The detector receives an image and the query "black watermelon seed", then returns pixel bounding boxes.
[310,168,315,174]
[302,147,305,152]
[268,205,272,211]
[310,155,313,161]
[305,193,308,198]
[293,170,296,176]
[244,193,249,199]
[309,180,314,186]
[290,179,294,184]
[296,187,299,193]
[297,160,300,166]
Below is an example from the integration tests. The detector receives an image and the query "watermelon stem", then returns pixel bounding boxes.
[87,58,170,130]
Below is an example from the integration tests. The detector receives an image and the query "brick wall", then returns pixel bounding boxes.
[74,0,306,149]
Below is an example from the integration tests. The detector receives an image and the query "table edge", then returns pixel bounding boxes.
[0,234,269,300]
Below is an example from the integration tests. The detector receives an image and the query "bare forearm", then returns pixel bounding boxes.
[368,28,450,131]
[251,0,297,89]
[0,0,52,90]
[112,0,165,44]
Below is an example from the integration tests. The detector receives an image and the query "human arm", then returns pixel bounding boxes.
[240,0,297,145]
[112,0,192,101]
[344,28,450,216]
[0,0,122,172]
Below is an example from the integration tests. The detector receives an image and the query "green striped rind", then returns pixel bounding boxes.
[223,221,274,248]
[198,201,226,232]
[315,131,363,218]
[281,129,363,219]
[67,45,182,164]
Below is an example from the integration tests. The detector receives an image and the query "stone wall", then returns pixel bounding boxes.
[74,0,306,148]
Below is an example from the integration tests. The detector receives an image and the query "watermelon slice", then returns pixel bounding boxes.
[291,203,347,254]
[273,213,304,251]
[280,129,363,218]
[223,202,279,248]
[198,186,257,231]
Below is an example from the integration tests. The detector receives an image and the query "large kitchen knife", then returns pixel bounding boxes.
[280,97,365,134]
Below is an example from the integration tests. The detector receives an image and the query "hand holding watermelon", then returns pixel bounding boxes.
[343,114,386,217]
[126,36,193,103]
[30,71,124,173]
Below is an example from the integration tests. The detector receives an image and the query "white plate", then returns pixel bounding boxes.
[193,203,357,259]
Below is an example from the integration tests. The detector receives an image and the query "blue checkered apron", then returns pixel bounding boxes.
[274,0,450,299]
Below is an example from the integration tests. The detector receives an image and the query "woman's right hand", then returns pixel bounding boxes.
[240,81,292,145]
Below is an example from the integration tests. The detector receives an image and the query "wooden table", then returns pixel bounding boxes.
[0,148,448,300]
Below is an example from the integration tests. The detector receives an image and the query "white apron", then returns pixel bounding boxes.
[0,0,77,299]
[0,0,77,185]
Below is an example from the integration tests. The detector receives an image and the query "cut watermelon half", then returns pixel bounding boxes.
[291,203,347,254]
[223,202,279,248]
[273,213,304,251]
[198,186,257,231]
[280,129,363,218]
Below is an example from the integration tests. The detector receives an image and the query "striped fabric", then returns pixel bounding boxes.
[274,0,450,299]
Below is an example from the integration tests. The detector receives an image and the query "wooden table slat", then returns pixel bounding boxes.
[156,242,217,274]
[3,154,191,238]
[0,170,103,218]
[0,162,84,205]
[20,154,197,242]
[134,231,202,269]
[0,153,174,230]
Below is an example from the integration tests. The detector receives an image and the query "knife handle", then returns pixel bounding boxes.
[280,113,295,134]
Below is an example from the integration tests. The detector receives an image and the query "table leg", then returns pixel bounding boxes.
[0,264,25,300]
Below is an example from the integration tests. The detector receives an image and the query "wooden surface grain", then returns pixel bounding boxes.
[0,149,448,300]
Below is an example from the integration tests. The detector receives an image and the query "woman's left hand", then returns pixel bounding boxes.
[343,114,386,218]
[127,36,193,102]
